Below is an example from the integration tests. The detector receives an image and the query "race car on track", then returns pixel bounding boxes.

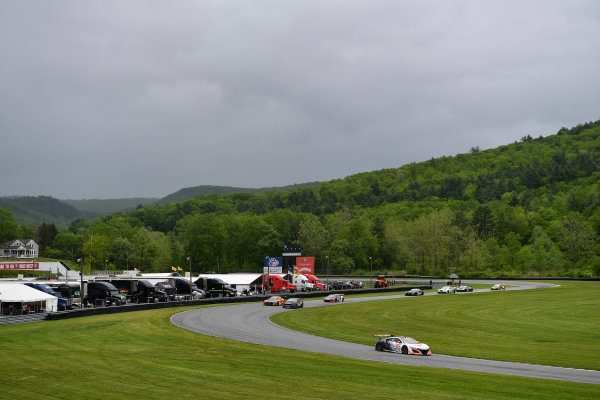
[491,284,506,291]
[264,296,285,306]
[405,288,424,296]
[437,286,456,294]
[283,297,304,309]
[456,285,473,292]
[324,293,344,303]
[373,334,431,355]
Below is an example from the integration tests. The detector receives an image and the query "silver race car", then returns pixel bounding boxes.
[405,288,424,296]
[374,334,431,355]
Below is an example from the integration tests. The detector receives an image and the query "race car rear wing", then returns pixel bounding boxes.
[373,334,393,338]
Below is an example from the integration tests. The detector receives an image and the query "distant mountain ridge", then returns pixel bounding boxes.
[155,182,321,204]
[63,197,159,215]
[0,182,323,228]
[0,195,94,229]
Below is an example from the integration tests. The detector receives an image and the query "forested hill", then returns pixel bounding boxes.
[63,198,159,215]
[131,119,600,220]
[63,183,322,212]
[1,183,322,229]
[154,182,322,205]
[0,196,94,230]
[310,120,600,214]
[7,119,600,278]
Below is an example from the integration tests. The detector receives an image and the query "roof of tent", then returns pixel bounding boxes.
[0,283,57,302]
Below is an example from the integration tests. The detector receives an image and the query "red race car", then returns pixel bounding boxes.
[323,293,344,303]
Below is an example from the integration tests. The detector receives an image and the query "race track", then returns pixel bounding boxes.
[171,281,600,384]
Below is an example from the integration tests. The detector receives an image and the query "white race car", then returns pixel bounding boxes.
[437,286,456,294]
[456,285,473,292]
[374,334,431,355]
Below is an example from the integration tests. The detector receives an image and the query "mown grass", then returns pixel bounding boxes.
[0,282,598,399]
[273,281,600,370]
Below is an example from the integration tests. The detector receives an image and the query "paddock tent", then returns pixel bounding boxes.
[0,283,58,312]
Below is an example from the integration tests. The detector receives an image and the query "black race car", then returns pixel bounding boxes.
[283,297,304,309]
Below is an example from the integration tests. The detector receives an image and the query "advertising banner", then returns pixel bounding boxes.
[264,257,282,267]
[263,266,282,274]
[295,257,314,274]
[0,262,39,270]
[264,257,283,274]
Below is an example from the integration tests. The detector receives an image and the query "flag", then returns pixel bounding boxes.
[171,266,176,272]
[177,266,183,271]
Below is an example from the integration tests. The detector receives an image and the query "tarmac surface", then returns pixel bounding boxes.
[171,280,600,384]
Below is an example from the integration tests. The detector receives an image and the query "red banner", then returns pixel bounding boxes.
[295,257,314,274]
[0,262,39,270]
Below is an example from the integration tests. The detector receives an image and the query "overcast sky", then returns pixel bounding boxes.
[1,1,599,200]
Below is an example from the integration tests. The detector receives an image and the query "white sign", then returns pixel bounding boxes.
[263,267,282,274]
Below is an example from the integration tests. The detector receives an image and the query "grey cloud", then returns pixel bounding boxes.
[1,1,599,199]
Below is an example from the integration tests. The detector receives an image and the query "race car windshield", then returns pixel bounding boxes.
[402,337,419,344]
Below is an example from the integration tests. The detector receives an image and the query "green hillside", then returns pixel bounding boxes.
[1,183,321,230]
[154,182,322,204]
[62,183,322,214]
[3,120,600,278]
[63,197,159,214]
[0,196,93,230]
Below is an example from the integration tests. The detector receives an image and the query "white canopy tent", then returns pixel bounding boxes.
[0,283,58,314]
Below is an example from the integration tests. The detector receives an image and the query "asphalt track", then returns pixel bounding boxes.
[171,280,600,385]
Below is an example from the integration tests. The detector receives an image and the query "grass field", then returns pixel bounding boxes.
[272,281,600,370]
[0,281,598,399]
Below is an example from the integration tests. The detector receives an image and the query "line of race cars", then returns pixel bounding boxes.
[266,283,500,302]
[435,283,507,294]
[265,283,506,356]
[264,293,345,308]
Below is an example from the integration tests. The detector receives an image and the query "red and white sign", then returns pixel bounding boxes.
[0,262,39,270]
[295,257,314,274]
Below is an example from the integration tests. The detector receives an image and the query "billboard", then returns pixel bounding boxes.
[295,257,314,274]
[0,262,39,270]
[264,257,283,274]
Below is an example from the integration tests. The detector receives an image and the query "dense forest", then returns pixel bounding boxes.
[2,120,600,278]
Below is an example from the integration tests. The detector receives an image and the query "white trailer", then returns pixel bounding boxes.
[284,273,315,292]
